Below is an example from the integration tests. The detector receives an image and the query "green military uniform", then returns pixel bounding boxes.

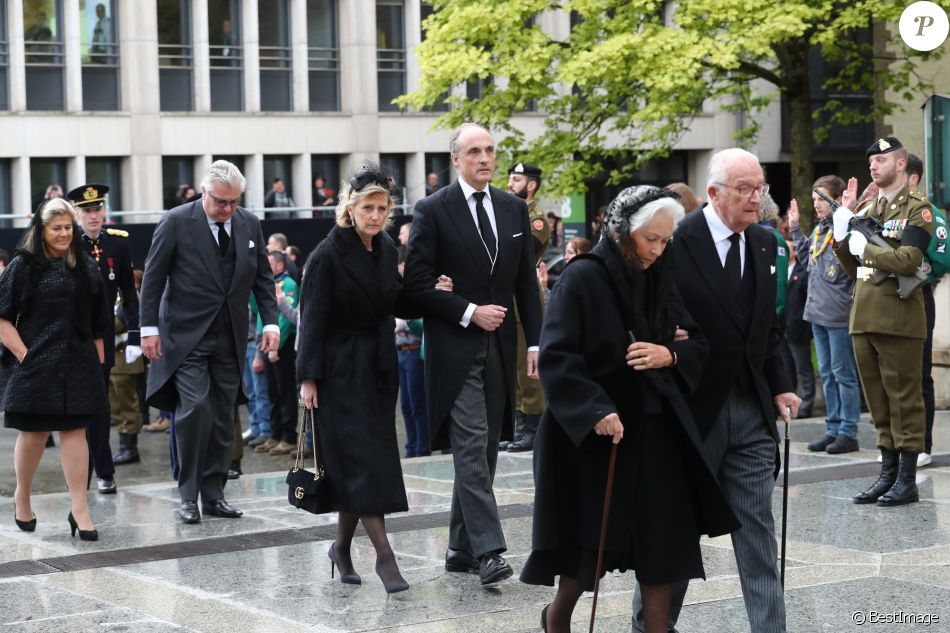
[110,302,145,436]
[516,197,551,416]
[834,142,935,459]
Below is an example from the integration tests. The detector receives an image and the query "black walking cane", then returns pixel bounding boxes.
[780,409,791,588]
[589,442,618,633]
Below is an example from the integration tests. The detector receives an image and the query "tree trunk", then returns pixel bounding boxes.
[783,42,816,235]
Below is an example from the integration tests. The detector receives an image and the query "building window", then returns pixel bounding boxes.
[376,1,405,112]
[0,160,12,227]
[86,157,122,216]
[380,153,406,204]
[425,152,450,195]
[263,155,294,218]
[80,0,120,110]
[209,0,243,111]
[419,3,447,112]
[307,0,338,111]
[311,155,340,215]
[158,0,193,111]
[258,0,292,111]
[162,156,195,210]
[0,4,9,111]
[30,158,68,212]
[24,1,65,111]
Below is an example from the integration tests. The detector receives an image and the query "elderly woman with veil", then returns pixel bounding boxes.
[520,186,740,633]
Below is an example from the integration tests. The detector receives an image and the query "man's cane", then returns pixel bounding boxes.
[780,408,791,587]
[589,442,618,633]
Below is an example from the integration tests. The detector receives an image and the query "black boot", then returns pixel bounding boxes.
[112,433,141,465]
[853,449,898,504]
[508,413,540,452]
[500,411,526,450]
[877,451,920,507]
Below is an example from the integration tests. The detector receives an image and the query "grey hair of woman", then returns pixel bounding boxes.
[603,185,686,247]
[200,160,246,193]
[758,193,780,228]
[21,198,81,269]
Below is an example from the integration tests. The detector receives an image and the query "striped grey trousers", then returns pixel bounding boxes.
[447,332,508,558]
[632,389,786,633]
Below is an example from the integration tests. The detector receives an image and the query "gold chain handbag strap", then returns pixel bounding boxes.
[294,401,325,481]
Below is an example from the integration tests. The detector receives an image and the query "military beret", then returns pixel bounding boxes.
[866,137,903,160]
[66,183,110,208]
[508,162,542,178]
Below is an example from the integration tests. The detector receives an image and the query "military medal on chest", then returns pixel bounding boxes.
[90,241,103,261]
[107,257,116,280]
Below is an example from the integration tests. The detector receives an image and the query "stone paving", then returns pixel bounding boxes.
[1,414,949,632]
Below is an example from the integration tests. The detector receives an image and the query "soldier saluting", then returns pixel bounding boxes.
[832,137,934,507]
[66,184,141,491]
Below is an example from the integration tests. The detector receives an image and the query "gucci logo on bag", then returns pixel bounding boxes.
[294,487,305,500]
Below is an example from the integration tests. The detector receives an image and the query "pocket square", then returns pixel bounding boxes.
[770,265,776,274]
[249,240,256,248]
[512,232,523,238]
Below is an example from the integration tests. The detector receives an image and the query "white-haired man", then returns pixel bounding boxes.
[140,160,279,524]
[633,148,800,633]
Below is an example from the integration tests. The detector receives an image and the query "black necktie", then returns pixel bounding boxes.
[215,222,229,255]
[472,191,496,263]
[725,232,741,293]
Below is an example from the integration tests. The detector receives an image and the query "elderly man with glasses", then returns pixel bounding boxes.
[632,148,799,633]
[139,160,279,524]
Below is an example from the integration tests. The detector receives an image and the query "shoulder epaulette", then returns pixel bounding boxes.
[106,228,129,237]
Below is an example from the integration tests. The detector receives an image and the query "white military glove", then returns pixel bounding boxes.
[832,206,854,241]
[848,231,868,258]
[125,345,143,364]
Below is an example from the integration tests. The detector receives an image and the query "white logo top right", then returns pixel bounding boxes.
[900,1,949,51]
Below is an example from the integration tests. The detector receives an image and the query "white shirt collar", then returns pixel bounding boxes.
[703,203,744,244]
[458,177,491,203]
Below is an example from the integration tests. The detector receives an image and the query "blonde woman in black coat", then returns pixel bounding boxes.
[297,164,451,593]
[0,198,109,541]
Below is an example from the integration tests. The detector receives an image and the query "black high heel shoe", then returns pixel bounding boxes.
[328,544,361,585]
[540,603,550,632]
[67,512,98,541]
[375,552,409,594]
[14,504,36,532]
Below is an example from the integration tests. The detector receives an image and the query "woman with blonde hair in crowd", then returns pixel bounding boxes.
[0,198,109,541]
[297,163,452,593]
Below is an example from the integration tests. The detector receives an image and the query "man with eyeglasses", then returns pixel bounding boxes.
[139,160,279,524]
[632,148,799,633]
[833,137,934,508]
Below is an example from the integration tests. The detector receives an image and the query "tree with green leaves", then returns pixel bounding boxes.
[398,0,941,231]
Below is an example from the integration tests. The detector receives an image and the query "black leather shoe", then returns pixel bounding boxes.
[444,547,479,573]
[498,440,511,450]
[877,451,920,507]
[202,498,243,518]
[807,434,836,452]
[507,434,535,452]
[227,461,242,480]
[478,552,513,585]
[177,501,201,524]
[854,449,898,504]
[97,478,117,495]
[826,435,859,454]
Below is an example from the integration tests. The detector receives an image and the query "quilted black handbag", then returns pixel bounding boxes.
[285,404,334,514]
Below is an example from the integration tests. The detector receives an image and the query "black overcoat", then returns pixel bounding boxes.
[528,254,739,579]
[404,182,543,449]
[296,226,413,515]
[0,254,109,416]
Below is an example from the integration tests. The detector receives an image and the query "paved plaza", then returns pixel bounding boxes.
[1,414,949,632]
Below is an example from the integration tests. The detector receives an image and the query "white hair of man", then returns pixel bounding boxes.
[201,160,247,193]
[629,198,686,233]
[449,122,491,156]
[706,147,761,192]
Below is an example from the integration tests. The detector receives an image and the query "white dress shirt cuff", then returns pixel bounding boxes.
[141,326,159,337]
[262,324,280,335]
[527,346,539,353]
[460,303,477,328]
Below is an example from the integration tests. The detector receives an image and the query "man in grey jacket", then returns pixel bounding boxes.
[788,175,861,454]
[140,160,279,523]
